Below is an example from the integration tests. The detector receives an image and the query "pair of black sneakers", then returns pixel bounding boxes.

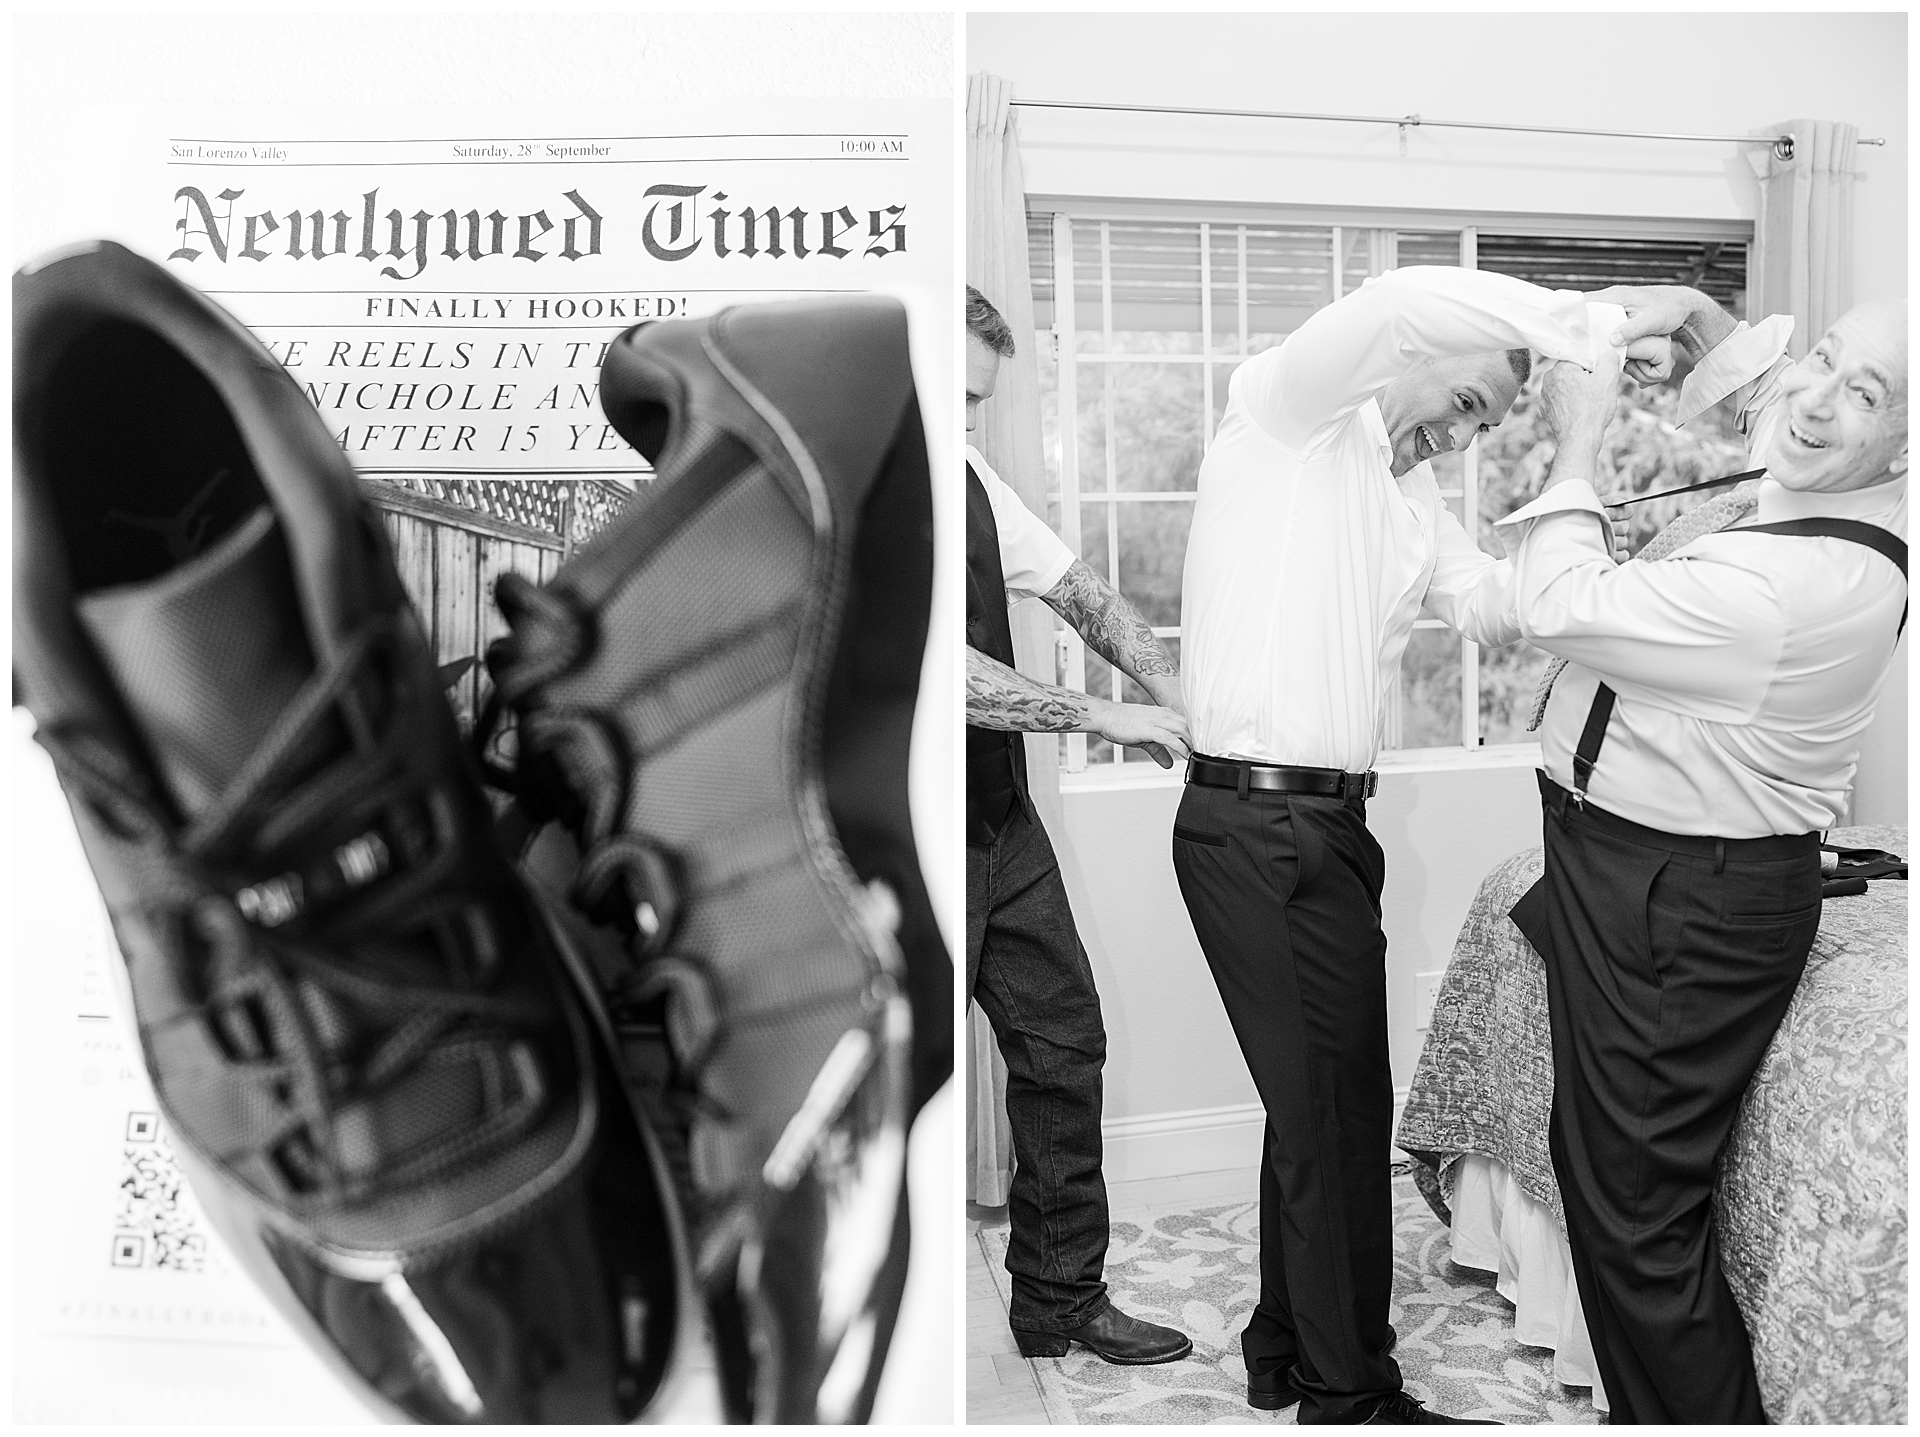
[12,242,950,1423]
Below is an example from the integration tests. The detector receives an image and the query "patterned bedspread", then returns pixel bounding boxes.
[1396,825,1907,1424]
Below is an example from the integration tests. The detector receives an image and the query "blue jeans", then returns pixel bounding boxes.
[967,804,1111,1332]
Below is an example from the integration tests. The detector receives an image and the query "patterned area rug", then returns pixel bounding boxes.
[978,1173,1604,1425]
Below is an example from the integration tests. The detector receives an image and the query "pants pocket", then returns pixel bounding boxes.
[1723,902,1823,927]
[1172,823,1228,848]
[1722,901,1823,953]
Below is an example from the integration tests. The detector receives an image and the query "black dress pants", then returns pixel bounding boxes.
[1171,784,1401,1424]
[966,804,1111,1332]
[1513,772,1822,1425]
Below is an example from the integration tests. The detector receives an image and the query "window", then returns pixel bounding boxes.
[1029,207,1751,773]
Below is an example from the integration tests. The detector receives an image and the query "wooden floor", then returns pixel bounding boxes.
[966,1167,1260,1425]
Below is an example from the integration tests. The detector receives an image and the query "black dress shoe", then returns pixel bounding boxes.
[1247,1366,1303,1410]
[1359,1391,1499,1424]
[1013,1305,1193,1364]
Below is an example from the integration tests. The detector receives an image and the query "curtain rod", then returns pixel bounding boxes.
[1008,99,1886,163]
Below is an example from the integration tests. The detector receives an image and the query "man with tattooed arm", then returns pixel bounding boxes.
[964,285,1193,1365]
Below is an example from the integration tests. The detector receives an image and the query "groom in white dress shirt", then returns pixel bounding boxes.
[1172,265,1637,1425]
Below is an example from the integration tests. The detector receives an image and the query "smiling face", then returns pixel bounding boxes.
[1378,351,1522,477]
[1760,300,1908,494]
[965,333,1001,435]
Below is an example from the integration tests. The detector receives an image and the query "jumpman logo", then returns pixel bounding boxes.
[103,469,232,561]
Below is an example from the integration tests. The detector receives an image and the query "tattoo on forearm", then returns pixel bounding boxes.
[966,648,1092,733]
[1043,561,1177,684]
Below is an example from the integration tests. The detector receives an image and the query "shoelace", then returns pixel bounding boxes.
[478,576,719,1059]
[45,619,549,1204]
[479,572,900,1285]
[479,578,830,1207]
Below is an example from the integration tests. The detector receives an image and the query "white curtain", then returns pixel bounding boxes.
[965,71,1056,1208]
[966,1004,1012,1206]
[1747,120,1858,358]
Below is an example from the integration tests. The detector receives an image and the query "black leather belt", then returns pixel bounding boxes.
[1186,755,1378,801]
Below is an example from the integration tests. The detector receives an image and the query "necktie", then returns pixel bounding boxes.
[1525,479,1763,731]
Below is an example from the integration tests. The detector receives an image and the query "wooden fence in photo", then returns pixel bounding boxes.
[366,475,634,731]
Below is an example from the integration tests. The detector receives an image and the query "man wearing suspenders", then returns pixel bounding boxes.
[1499,290,1908,1425]
[964,287,1194,1365]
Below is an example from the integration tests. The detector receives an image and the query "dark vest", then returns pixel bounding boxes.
[966,462,1029,845]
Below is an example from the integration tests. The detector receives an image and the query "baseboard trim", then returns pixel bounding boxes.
[1100,1089,1413,1184]
[1098,1102,1264,1186]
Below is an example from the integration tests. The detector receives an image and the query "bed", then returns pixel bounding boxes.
[1396,825,1907,1424]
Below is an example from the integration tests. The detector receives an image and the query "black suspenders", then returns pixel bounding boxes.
[1569,685,1619,808]
[1738,518,1908,635]
[1567,519,1908,808]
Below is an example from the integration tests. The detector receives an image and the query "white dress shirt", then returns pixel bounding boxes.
[967,444,1074,603]
[1496,317,1908,837]
[1180,267,1611,769]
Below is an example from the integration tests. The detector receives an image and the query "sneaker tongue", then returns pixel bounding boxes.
[75,506,319,819]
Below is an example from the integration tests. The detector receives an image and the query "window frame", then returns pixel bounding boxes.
[1032,199,1752,783]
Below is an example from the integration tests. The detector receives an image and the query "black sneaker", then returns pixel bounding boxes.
[484,295,948,1422]
[13,241,691,1422]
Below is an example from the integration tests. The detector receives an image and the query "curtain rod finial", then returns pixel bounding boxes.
[1773,134,1795,163]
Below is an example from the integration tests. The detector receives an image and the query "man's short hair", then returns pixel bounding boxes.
[1506,348,1532,386]
[967,285,1017,358]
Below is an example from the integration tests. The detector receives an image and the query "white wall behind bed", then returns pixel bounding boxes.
[968,10,1909,1182]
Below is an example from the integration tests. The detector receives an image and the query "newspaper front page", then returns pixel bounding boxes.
[14,98,952,1423]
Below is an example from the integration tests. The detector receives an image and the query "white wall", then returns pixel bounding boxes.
[1054,758,1545,1177]
[973,12,1909,1176]
[1850,640,1908,829]
[970,12,1906,296]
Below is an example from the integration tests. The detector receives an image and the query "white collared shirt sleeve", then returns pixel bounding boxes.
[967,445,1074,602]
[1675,314,1796,441]
[1421,503,1521,647]
[1237,267,1605,452]
[1496,478,1783,722]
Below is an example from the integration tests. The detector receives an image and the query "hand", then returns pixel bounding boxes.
[1537,356,1619,448]
[1621,333,1675,387]
[1590,284,1696,346]
[1091,698,1193,769]
[1607,509,1631,561]
[1589,283,1733,372]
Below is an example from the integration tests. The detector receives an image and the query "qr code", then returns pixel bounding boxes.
[112,1111,208,1274]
